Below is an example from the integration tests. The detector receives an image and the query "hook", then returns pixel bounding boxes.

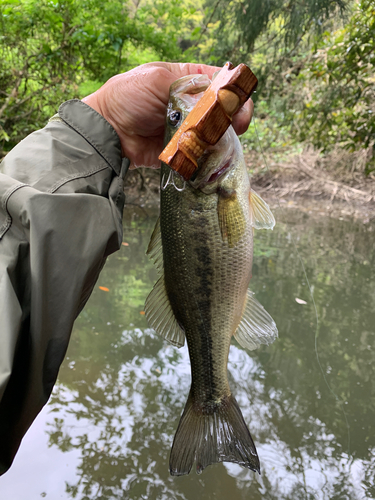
[161,170,186,192]
[161,170,173,191]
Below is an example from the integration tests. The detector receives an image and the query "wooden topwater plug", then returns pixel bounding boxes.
[159,62,258,181]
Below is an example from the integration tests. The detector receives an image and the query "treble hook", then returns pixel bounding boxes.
[161,170,186,192]
[172,172,186,192]
[161,170,173,191]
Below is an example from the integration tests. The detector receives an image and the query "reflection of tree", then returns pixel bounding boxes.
[46,210,375,499]
[49,330,178,498]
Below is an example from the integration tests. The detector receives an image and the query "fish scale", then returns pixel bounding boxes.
[161,162,252,405]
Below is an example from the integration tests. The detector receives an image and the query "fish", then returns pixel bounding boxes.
[144,74,278,476]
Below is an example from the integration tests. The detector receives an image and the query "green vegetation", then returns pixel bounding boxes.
[1,0,374,171]
[293,0,375,153]
[0,0,188,152]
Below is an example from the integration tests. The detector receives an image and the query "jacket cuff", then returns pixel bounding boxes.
[58,99,123,176]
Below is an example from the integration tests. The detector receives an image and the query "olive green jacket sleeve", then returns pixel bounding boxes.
[0,99,129,475]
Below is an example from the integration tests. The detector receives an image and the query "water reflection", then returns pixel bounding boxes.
[2,207,375,499]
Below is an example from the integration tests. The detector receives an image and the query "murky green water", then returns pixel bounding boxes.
[1,205,374,500]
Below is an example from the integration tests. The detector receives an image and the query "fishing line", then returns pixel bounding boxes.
[252,111,351,458]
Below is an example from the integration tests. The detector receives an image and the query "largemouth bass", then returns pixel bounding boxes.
[145,74,278,476]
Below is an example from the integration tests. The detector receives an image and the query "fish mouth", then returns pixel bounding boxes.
[191,144,234,189]
[206,156,232,184]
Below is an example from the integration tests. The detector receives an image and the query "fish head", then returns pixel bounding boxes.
[165,74,211,144]
[166,75,245,195]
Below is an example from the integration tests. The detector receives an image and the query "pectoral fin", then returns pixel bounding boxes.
[217,189,246,247]
[249,189,275,230]
[146,216,163,273]
[144,276,185,348]
[234,289,278,350]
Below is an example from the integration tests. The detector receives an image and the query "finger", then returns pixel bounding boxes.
[138,61,221,80]
[164,62,222,80]
[139,63,254,133]
[232,99,254,136]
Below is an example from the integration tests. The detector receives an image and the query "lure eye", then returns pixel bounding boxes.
[168,110,182,127]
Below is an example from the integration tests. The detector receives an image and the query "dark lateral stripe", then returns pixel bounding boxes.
[193,242,216,401]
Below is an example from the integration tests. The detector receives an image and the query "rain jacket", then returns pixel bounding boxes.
[0,99,129,474]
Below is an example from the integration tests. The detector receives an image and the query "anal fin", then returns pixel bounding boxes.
[144,276,185,348]
[234,289,278,350]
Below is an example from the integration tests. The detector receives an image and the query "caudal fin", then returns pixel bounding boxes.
[169,393,260,476]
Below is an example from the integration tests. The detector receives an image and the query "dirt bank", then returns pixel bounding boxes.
[247,147,375,223]
[123,149,375,224]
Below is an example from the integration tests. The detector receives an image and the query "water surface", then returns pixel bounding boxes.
[0,205,374,500]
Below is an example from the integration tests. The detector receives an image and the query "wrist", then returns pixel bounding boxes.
[82,93,102,117]
[82,93,127,158]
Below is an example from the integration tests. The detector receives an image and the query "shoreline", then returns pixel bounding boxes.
[123,160,375,224]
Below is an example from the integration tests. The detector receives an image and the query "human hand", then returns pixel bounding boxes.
[82,62,254,169]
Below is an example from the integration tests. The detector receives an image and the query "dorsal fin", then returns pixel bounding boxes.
[144,276,185,348]
[249,189,275,230]
[146,216,163,273]
[234,289,278,350]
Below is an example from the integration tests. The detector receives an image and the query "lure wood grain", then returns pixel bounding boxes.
[158,62,258,180]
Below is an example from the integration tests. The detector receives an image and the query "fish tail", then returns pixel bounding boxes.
[169,392,260,476]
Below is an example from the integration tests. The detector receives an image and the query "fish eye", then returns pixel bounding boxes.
[168,110,182,127]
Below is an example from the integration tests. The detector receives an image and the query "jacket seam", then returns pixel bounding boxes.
[47,163,111,193]
[0,183,28,240]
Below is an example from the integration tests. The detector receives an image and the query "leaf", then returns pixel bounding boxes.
[295,298,307,305]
